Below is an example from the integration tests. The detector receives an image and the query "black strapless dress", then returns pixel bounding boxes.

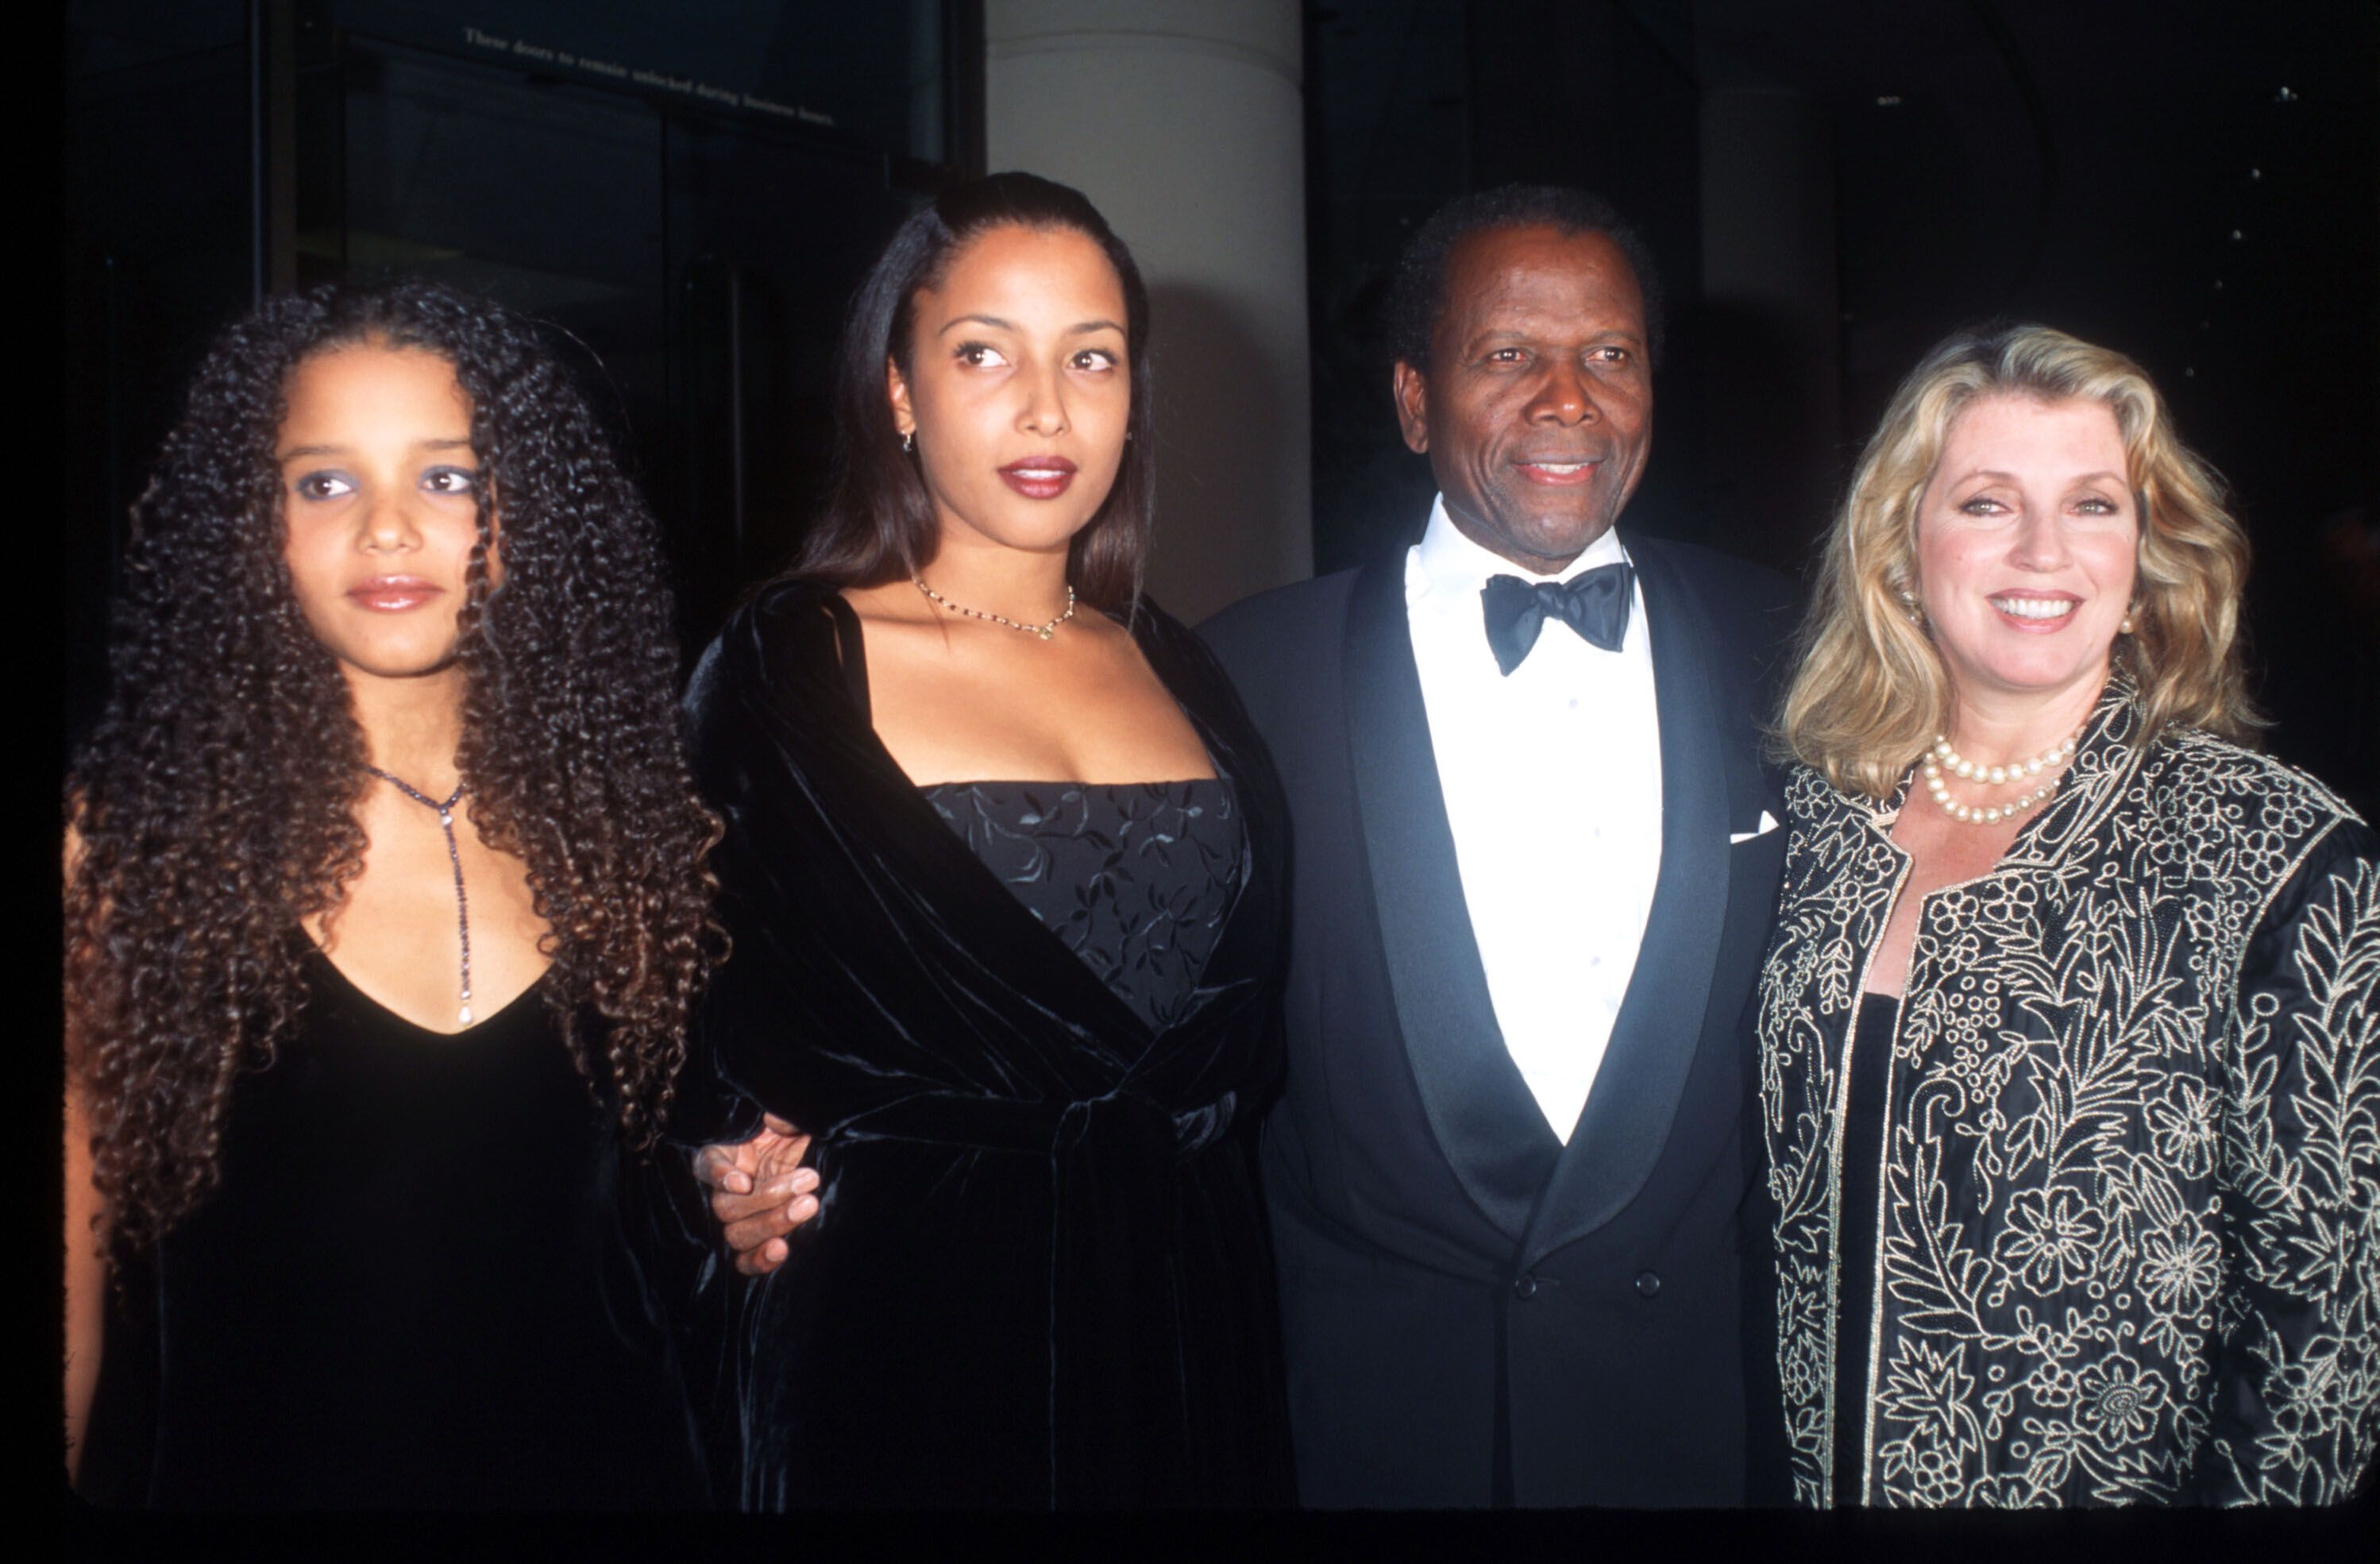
[921,778,1243,1033]
[673,581,1296,1510]
[109,948,704,1509]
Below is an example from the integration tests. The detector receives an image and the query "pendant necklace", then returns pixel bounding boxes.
[366,766,474,1024]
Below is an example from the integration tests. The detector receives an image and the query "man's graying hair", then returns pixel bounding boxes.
[1385,183,1667,373]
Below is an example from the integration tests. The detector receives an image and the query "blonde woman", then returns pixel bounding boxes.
[1758,322,2378,1507]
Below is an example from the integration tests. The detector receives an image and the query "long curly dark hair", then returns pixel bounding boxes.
[65,280,724,1253]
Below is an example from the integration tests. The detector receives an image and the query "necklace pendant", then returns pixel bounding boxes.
[365,767,476,1035]
[914,575,1073,642]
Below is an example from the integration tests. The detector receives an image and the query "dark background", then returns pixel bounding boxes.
[65,0,2378,810]
[65,0,978,739]
[1306,0,2378,812]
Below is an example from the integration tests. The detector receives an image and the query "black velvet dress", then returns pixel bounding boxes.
[101,947,706,1509]
[671,579,1295,1509]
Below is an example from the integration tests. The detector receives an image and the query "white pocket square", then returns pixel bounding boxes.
[1730,810,1780,845]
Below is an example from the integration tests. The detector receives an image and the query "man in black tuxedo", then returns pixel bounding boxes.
[1201,186,1799,1508]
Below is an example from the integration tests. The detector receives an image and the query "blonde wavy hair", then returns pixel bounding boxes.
[1779,322,2260,800]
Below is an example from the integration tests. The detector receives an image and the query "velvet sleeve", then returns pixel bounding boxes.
[671,583,889,1133]
[626,589,854,1503]
[659,1015,766,1149]
[652,616,820,1153]
[2199,818,2380,1505]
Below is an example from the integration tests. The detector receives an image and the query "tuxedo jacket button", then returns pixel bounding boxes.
[1512,1273,1541,1300]
[1634,1270,1661,1299]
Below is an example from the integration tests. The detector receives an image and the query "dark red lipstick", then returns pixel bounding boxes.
[998,455,1078,500]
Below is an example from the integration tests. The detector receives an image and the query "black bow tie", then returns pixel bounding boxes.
[1480,564,1634,675]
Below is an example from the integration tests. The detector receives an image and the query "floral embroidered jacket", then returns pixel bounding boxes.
[1757,682,2380,1507]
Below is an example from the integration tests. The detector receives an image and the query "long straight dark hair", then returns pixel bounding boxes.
[789,172,1155,614]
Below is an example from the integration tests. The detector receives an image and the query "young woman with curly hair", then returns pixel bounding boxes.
[64,280,739,1508]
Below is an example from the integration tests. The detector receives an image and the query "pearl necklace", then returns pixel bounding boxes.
[1919,725,2082,825]
[912,576,1077,640]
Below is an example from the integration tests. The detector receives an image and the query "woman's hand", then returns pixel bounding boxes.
[693,1114,818,1276]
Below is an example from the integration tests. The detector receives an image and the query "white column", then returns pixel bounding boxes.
[986,0,1311,620]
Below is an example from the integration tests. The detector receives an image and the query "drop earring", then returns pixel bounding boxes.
[901,429,916,454]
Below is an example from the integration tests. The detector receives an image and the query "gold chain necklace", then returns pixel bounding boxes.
[912,576,1078,641]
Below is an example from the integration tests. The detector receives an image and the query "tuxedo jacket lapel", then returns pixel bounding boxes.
[1525,538,1733,1264]
[1344,557,1560,1240]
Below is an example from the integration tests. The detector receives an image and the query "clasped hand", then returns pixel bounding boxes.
[692,1114,816,1276]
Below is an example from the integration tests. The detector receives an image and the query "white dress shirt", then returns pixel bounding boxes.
[1404,496,1664,1142]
